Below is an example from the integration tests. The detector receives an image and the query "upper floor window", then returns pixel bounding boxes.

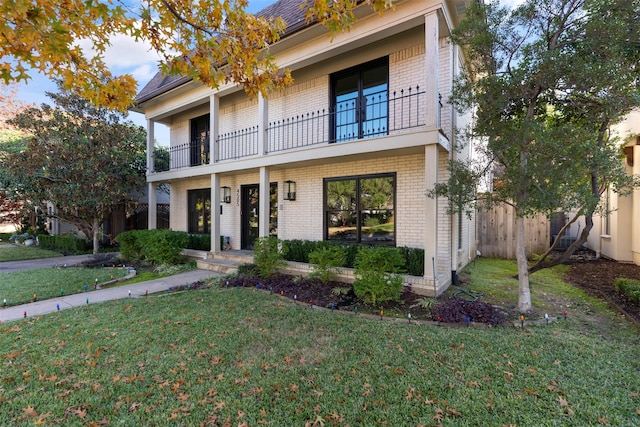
[331,58,389,143]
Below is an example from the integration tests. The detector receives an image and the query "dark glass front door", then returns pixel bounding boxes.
[241,183,278,250]
[241,185,259,250]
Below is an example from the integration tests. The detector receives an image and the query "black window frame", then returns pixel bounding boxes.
[190,114,210,166]
[323,172,396,245]
[188,188,211,234]
[330,57,389,143]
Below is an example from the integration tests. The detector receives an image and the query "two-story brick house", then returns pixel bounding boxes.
[133,0,477,296]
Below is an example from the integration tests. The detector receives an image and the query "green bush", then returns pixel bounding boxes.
[353,246,405,305]
[139,229,189,265]
[37,234,90,254]
[114,230,145,262]
[308,245,346,284]
[615,278,640,304]
[398,246,424,276]
[282,239,422,273]
[253,237,287,278]
[341,243,361,268]
[116,229,189,265]
[284,239,320,263]
[187,234,211,251]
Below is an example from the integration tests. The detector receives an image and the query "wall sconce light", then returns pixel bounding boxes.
[221,186,231,203]
[284,180,296,201]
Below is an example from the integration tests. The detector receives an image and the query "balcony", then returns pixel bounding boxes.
[153,85,434,173]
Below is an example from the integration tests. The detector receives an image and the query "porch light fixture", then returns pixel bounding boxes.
[221,186,231,203]
[284,180,296,201]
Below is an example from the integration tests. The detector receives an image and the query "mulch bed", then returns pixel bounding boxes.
[563,254,640,325]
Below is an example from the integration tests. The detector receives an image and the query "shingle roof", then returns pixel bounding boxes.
[135,0,311,104]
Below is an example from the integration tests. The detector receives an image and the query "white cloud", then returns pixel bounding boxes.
[75,32,162,87]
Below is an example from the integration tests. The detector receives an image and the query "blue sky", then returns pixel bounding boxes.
[13,0,275,146]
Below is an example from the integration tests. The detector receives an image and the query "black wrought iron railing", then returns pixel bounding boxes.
[267,86,425,152]
[153,85,428,172]
[217,126,259,161]
[153,140,210,171]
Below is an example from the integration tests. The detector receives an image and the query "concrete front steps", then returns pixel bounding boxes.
[190,250,254,275]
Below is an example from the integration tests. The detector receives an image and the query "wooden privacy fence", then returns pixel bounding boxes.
[477,204,550,259]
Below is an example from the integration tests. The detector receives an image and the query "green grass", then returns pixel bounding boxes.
[0,267,129,306]
[1,263,639,426]
[450,258,613,319]
[0,245,65,262]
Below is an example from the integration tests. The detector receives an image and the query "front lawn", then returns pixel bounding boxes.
[0,244,65,262]
[0,267,129,306]
[1,277,638,426]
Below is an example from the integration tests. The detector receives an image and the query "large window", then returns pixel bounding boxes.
[188,188,211,234]
[324,173,395,244]
[331,58,388,143]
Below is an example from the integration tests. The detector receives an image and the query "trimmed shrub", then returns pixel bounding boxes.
[116,229,189,265]
[114,230,145,262]
[253,237,287,278]
[187,234,211,251]
[615,278,640,304]
[284,239,314,263]
[398,246,424,276]
[282,239,421,273]
[308,245,346,284]
[353,246,405,305]
[37,234,90,254]
[138,229,189,265]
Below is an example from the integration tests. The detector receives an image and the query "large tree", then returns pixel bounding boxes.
[5,85,147,253]
[432,0,640,312]
[0,0,393,111]
[0,83,32,232]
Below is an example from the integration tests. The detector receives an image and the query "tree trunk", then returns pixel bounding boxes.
[529,215,594,274]
[515,215,532,312]
[92,217,99,255]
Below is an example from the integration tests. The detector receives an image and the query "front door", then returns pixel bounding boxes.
[241,183,278,250]
[241,185,259,249]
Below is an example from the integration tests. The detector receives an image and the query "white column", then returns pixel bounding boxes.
[210,95,219,163]
[632,145,640,265]
[147,182,157,230]
[424,11,439,130]
[211,173,222,253]
[146,119,157,230]
[424,145,439,292]
[146,119,155,173]
[259,167,270,238]
[258,93,268,155]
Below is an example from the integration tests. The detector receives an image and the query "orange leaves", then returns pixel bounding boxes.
[22,404,38,418]
[65,405,88,419]
[4,349,21,360]
[558,396,575,415]
[504,371,514,382]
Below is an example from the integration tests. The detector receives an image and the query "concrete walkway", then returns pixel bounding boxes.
[0,256,220,323]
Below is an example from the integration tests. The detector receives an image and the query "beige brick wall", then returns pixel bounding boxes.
[436,149,451,278]
[219,97,258,135]
[438,37,453,139]
[171,154,429,251]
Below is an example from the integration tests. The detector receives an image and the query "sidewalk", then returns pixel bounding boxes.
[0,260,220,323]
